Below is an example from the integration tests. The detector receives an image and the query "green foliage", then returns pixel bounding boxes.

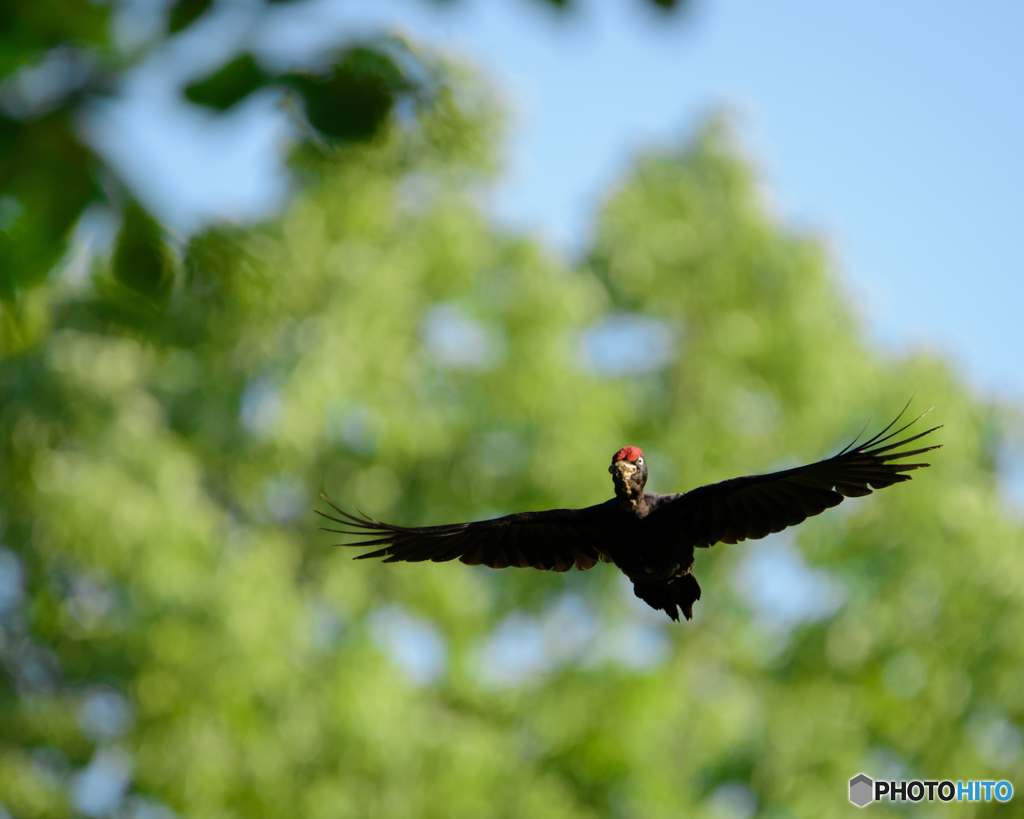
[71,201,179,334]
[283,47,415,142]
[185,55,272,111]
[110,203,174,301]
[0,10,428,308]
[0,111,101,298]
[0,0,684,308]
[0,0,109,77]
[168,0,214,34]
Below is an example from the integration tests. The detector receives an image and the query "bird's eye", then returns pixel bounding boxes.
[637,457,644,465]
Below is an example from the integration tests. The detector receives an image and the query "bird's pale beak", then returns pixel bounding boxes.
[610,460,637,479]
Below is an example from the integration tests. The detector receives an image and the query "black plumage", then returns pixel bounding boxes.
[317,406,940,621]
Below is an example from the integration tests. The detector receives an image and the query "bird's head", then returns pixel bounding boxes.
[609,446,647,497]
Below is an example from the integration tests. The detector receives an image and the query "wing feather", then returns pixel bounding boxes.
[661,406,940,549]
[316,500,610,572]
[432,529,489,564]
[525,526,555,570]
[542,526,577,572]
[759,484,807,525]
[477,523,511,568]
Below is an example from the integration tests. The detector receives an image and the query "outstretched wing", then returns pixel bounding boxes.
[315,499,613,572]
[661,406,941,548]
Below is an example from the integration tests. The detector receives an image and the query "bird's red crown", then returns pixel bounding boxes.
[611,446,644,464]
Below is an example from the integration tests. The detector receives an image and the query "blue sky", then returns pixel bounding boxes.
[90,0,1024,400]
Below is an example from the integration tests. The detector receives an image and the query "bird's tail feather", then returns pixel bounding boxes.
[632,574,702,622]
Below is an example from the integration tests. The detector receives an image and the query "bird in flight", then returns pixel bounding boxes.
[317,407,939,621]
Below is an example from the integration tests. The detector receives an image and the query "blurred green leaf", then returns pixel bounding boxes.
[0,111,100,298]
[0,0,110,78]
[182,227,243,298]
[168,0,215,34]
[184,53,272,111]
[110,201,174,304]
[283,47,412,142]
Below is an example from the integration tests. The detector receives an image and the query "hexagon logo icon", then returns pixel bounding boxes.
[849,773,874,808]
